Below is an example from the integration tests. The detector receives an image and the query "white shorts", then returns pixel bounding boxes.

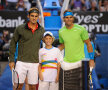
[15,61,39,84]
[38,80,58,90]
[61,60,82,70]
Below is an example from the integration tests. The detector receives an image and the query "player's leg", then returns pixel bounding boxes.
[49,82,58,90]
[15,61,28,90]
[38,80,49,90]
[29,84,36,90]
[25,77,29,90]
[13,83,23,90]
[27,63,39,90]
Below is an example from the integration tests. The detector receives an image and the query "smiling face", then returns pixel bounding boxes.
[44,35,54,46]
[63,15,74,26]
[28,12,39,24]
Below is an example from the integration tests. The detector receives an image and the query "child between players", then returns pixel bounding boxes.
[38,31,63,90]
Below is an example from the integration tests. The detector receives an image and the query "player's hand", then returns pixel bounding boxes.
[89,60,95,68]
[9,62,15,71]
[55,75,59,83]
[39,71,43,81]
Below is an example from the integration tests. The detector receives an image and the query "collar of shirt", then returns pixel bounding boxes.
[28,22,38,34]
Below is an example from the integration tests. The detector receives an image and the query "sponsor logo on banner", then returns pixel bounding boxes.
[0,11,108,34]
[74,12,108,34]
[0,11,27,32]
[0,16,24,28]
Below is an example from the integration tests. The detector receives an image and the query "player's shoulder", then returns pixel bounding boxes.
[74,24,85,30]
[15,23,26,31]
[17,23,25,28]
[59,26,66,33]
[74,24,83,27]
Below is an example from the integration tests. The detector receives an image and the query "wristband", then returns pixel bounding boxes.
[88,52,94,60]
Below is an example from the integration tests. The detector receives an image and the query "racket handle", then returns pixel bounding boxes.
[90,67,93,72]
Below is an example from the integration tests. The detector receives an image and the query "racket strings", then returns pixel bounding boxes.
[12,69,19,89]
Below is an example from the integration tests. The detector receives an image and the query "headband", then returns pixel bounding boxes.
[64,12,73,17]
[29,9,39,14]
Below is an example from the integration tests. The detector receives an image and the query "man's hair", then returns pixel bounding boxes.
[63,9,73,16]
[28,7,39,15]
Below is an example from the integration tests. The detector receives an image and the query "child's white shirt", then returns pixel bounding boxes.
[39,47,63,82]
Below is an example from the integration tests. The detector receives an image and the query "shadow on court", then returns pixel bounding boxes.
[0,64,25,90]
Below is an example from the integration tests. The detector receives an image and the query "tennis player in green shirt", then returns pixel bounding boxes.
[58,9,95,89]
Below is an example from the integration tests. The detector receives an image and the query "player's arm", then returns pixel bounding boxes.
[56,49,63,83]
[58,31,65,51]
[38,49,43,80]
[58,43,65,51]
[38,63,43,81]
[9,27,19,70]
[84,39,95,69]
[9,62,15,71]
[55,62,61,83]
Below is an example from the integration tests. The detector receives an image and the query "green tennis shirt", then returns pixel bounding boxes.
[59,24,89,63]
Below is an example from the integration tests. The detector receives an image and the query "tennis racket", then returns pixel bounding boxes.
[89,71,93,90]
[12,68,19,90]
